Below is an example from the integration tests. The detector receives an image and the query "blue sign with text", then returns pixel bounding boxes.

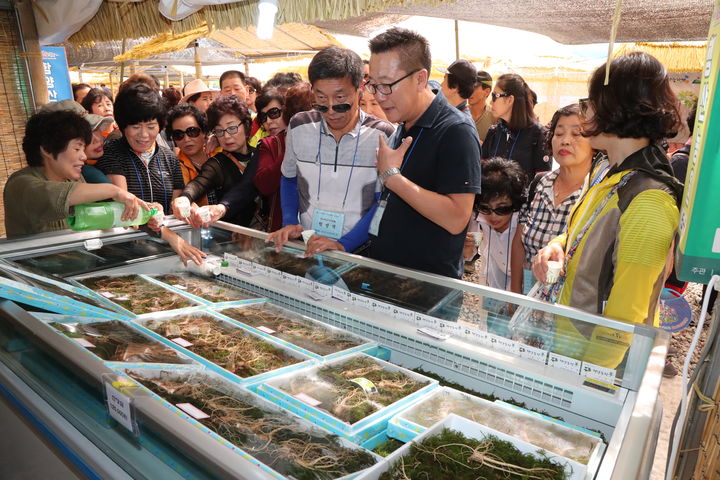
[41,46,72,103]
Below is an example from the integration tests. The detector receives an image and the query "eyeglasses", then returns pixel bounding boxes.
[312,103,353,114]
[212,125,240,137]
[248,87,256,94]
[491,92,512,102]
[258,107,283,125]
[579,97,591,117]
[171,126,202,141]
[365,69,420,95]
[476,204,516,216]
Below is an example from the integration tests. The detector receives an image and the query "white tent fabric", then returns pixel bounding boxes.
[158,0,239,22]
[32,0,101,46]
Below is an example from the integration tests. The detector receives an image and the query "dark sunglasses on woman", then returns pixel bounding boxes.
[476,204,516,216]
[312,103,352,114]
[258,107,283,125]
[171,126,202,141]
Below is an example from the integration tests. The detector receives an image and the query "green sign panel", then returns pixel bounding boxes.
[676,0,720,284]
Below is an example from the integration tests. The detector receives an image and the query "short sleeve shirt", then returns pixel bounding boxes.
[97,138,184,213]
[369,93,482,278]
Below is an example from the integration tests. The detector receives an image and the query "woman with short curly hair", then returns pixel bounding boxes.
[172,94,256,227]
[533,52,683,369]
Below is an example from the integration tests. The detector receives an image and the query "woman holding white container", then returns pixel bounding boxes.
[510,104,595,295]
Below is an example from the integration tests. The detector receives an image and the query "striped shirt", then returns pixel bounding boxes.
[97,138,184,213]
[519,169,583,266]
[281,109,395,237]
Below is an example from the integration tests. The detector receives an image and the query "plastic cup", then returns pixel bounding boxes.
[472,231,483,247]
[198,206,212,224]
[301,229,315,244]
[546,260,562,283]
[176,197,191,218]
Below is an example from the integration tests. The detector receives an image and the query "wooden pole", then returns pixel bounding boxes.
[194,41,202,79]
[244,61,249,76]
[180,70,185,88]
[454,20,460,60]
[164,66,169,88]
[14,0,49,108]
[119,38,126,82]
[78,67,83,83]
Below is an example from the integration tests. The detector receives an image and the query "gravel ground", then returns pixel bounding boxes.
[666,282,713,376]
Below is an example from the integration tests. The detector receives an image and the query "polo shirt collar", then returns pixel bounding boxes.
[319,108,365,138]
[403,89,447,131]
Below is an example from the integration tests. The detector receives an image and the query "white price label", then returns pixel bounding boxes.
[171,337,193,347]
[495,336,520,355]
[99,291,115,299]
[391,306,415,323]
[294,392,322,407]
[353,295,372,310]
[373,301,393,316]
[236,260,256,276]
[269,269,284,282]
[517,344,549,364]
[297,277,314,293]
[437,320,463,336]
[281,271,296,286]
[176,403,210,420]
[412,313,433,327]
[465,328,490,346]
[308,282,332,300]
[548,353,582,374]
[257,325,276,334]
[73,337,95,348]
[581,362,617,383]
[254,264,271,276]
[105,382,135,433]
[332,286,353,302]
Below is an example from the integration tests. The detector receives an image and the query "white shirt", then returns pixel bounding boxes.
[469,212,519,291]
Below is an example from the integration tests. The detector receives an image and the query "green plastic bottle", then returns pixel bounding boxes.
[67,202,157,231]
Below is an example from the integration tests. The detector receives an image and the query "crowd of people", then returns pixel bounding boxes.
[5,27,698,373]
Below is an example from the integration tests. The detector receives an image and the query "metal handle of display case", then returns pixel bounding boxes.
[0,300,287,480]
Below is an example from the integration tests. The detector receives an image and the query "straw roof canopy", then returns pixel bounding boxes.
[613,42,707,72]
[315,0,714,44]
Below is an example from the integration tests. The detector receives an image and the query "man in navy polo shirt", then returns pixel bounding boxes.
[366,28,482,278]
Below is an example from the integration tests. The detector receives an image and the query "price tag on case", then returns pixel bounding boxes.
[308,282,332,301]
[391,306,415,323]
[332,286,353,302]
[517,344,549,364]
[581,362,617,384]
[104,380,138,435]
[548,353,582,374]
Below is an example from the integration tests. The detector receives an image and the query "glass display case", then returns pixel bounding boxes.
[0,221,669,479]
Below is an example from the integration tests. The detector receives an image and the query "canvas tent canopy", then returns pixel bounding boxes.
[33,0,714,47]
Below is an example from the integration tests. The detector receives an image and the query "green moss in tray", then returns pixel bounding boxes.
[131,374,377,479]
[144,314,301,377]
[153,273,258,303]
[49,321,188,363]
[222,304,360,356]
[380,428,567,480]
[79,275,194,314]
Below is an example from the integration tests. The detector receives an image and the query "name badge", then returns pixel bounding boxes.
[368,199,387,236]
[311,209,345,239]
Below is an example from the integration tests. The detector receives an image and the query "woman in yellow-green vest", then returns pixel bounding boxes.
[532,52,683,369]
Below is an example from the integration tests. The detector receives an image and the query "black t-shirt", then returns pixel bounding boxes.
[369,94,482,278]
[481,119,549,181]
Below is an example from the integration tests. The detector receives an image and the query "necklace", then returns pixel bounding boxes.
[553,176,584,199]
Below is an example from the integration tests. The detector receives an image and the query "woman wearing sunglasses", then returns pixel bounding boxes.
[510,104,595,295]
[171,95,256,228]
[532,52,683,369]
[482,74,549,181]
[166,104,210,206]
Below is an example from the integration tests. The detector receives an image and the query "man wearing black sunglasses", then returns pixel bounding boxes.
[268,46,394,256]
[365,28,481,279]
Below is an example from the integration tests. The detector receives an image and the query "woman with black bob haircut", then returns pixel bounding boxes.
[533,52,683,369]
[171,94,257,228]
[97,83,184,215]
[482,73,549,181]
[4,109,145,237]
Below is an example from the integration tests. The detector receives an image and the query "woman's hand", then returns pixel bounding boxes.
[532,242,565,284]
[145,202,164,231]
[166,230,207,266]
[463,232,477,261]
[305,235,345,256]
[112,187,149,222]
[266,224,302,252]
[189,204,226,229]
[171,196,192,222]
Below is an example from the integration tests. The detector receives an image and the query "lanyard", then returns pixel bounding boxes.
[316,119,362,208]
[493,125,522,159]
[380,127,424,202]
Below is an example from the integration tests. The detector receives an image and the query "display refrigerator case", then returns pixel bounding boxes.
[0,221,669,479]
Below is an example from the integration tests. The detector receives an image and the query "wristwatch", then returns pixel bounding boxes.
[379,167,401,185]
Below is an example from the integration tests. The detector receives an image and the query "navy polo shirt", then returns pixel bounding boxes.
[369,93,482,278]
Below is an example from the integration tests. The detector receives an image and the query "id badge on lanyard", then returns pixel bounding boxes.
[368,199,386,236]
[312,209,345,239]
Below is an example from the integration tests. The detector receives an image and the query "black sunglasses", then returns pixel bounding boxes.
[476,204,516,216]
[491,92,512,102]
[312,103,353,114]
[171,126,202,141]
[258,107,283,124]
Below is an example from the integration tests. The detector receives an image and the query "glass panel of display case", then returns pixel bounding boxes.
[148,272,261,304]
[13,238,174,277]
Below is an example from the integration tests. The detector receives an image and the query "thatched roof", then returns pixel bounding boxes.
[613,42,706,72]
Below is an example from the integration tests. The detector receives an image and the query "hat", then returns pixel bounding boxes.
[38,99,114,132]
[438,59,477,90]
[181,79,219,104]
[475,71,493,89]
